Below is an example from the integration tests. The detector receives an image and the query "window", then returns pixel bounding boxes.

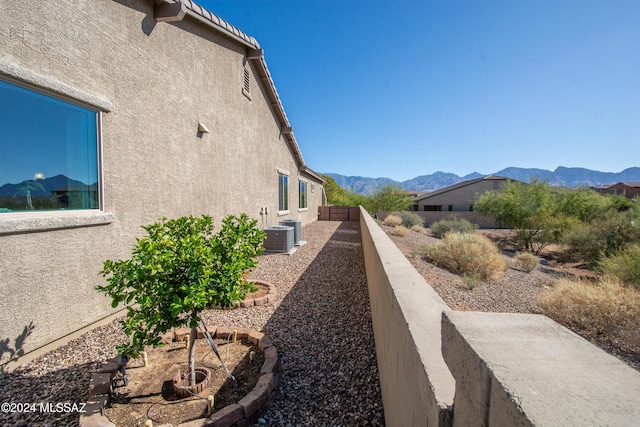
[278,172,288,211]
[0,79,100,213]
[299,180,307,209]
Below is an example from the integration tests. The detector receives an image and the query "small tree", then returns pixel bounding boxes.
[96,214,265,386]
[369,183,414,215]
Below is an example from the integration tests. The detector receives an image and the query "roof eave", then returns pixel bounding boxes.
[152,0,312,176]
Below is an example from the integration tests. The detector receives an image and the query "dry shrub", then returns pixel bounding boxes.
[515,252,539,273]
[383,214,402,227]
[393,225,409,237]
[411,224,426,234]
[538,278,640,354]
[424,232,506,282]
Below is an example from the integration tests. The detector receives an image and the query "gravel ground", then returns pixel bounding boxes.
[383,226,552,313]
[0,221,384,427]
[383,224,640,371]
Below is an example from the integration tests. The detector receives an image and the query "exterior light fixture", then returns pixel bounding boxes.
[198,122,210,133]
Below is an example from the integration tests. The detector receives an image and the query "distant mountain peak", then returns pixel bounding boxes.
[325,167,640,195]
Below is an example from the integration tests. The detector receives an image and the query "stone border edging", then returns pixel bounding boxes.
[79,326,282,427]
[233,280,277,309]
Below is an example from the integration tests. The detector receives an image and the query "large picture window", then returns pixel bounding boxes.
[278,172,288,211]
[299,180,307,209]
[0,79,99,213]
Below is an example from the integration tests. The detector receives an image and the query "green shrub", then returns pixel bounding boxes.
[390,211,424,229]
[563,211,640,265]
[96,214,265,385]
[383,214,402,226]
[393,225,409,237]
[515,252,539,273]
[538,278,640,354]
[424,232,506,282]
[430,216,478,238]
[598,245,640,288]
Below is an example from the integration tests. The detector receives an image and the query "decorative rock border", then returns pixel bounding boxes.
[233,280,277,309]
[79,326,282,427]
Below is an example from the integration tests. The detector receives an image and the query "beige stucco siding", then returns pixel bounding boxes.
[417,179,505,211]
[0,0,322,363]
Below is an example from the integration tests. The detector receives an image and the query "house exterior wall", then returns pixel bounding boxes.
[607,183,640,199]
[417,178,506,211]
[0,0,322,365]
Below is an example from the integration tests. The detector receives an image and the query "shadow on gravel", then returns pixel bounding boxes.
[260,221,385,426]
[0,361,95,427]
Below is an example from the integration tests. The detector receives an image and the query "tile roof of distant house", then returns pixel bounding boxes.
[151,0,324,183]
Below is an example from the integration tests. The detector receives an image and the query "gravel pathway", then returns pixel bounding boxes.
[0,221,384,426]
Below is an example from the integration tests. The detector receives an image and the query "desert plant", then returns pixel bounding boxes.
[369,183,414,214]
[515,252,539,273]
[383,214,402,227]
[411,224,426,234]
[96,214,265,386]
[430,215,478,238]
[424,232,506,282]
[393,225,409,237]
[463,273,482,290]
[598,245,640,288]
[538,278,640,354]
[563,210,640,265]
[391,211,424,229]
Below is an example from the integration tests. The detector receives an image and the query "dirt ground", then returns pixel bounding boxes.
[105,337,264,426]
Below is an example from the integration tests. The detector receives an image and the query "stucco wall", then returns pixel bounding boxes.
[359,207,455,426]
[0,0,322,365]
[417,178,505,211]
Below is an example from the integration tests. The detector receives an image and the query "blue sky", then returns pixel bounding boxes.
[202,0,640,181]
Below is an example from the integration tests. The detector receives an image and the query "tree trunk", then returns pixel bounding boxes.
[188,319,198,386]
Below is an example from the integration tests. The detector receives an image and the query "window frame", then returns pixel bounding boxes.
[299,179,308,211]
[278,171,289,214]
[0,61,112,234]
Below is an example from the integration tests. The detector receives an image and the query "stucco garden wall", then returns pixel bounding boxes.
[360,206,640,426]
[0,0,322,367]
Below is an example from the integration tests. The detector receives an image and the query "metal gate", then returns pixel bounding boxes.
[329,206,350,221]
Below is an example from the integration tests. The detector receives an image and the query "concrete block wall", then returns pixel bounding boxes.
[359,207,455,426]
[359,207,640,426]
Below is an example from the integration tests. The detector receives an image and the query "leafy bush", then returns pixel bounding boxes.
[563,211,640,265]
[383,214,402,227]
[411,224,426,234]
[598,245,640,287]
[390,211,424,229]
[515,252,539,273]
[424,232,506,282]
[430,216,478,238]
[538,278,640,354]
[393,225,409,237]
[96,214,265,385]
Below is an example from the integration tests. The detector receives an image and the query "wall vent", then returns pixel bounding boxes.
[243,67,250,93]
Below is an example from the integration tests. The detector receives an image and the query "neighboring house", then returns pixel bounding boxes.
[413,176,508,212]
[0,0,324,367]
[595,182,640,199]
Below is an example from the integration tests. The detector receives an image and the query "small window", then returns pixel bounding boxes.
[0,79,100,213]
[299,180,307,209]
[278,172,288,211]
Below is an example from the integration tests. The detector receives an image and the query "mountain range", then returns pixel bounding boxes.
[325,166,640,195]
[0,174,89,196]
